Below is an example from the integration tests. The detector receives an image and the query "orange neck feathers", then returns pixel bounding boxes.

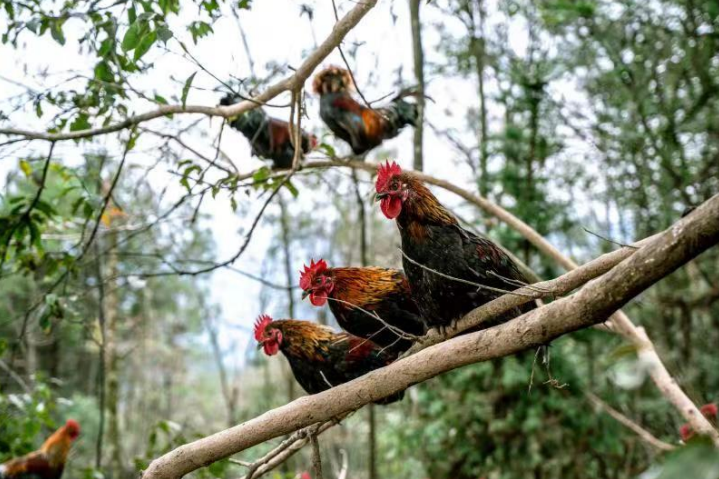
[271,319,340,360]
[330,267,402,307]
[398,174,458,228]
[40,424,75,467]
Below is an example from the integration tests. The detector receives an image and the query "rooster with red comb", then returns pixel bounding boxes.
[374,160,534,331]
[0,420,80,479]
[312,66,418,155]
[253,314,403,404]
[299,259,425,354]
[679,403,718,442]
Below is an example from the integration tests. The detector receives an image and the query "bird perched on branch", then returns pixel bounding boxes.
[220,94,317,169]
[374,161,534,331]
[0,420,80,479]
[679,403,718,442]
[299,259,425,354]
[312,66,418,155]
[254,314,403,404]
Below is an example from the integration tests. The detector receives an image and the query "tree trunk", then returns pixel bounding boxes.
[468,0,489,197]
[409,0,425,172]
[105,224,123,478]
[350,169,376,479]
[279,194,296,403]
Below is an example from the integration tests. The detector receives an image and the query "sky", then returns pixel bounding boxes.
[0,0,594,369]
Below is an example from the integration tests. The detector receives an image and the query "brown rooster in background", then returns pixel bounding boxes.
[254,315,403,404]
[299,259,425,354]
[312,66,418,155]
[221,94,317,169]
[679,403,718,442]
[374,161,534,331]
[0,420,80,479]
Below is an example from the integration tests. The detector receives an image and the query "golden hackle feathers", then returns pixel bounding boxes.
[330,267,406,307]
[312,66,354,95]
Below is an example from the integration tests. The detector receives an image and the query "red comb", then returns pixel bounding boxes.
[65,419,80,430]
[375,160,402,193]
[254,314,273,341]
[299,259,328,290]
[680,423,693,441]
[700,403,717,418]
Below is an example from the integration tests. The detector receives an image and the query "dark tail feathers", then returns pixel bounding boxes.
[381,97,419,130]
[220,93,268,137]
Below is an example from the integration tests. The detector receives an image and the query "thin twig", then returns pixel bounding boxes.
[311,434,324,479]
[586,392,675,452]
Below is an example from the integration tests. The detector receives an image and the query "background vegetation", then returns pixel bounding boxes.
[1,0,718,478]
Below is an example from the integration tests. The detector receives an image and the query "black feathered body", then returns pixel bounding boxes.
[221,95,315,169]
[395,179,533,329]
[269,320,403,404]
[318,92,417,155]
[327,267,425,354]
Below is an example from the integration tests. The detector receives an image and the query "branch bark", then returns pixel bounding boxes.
[290,159,719,440]
[141,194,719,479]
[0,0,378,142]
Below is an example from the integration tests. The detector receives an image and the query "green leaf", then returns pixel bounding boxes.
[154,94,168,105]
[284,180,299,198]
[188,21,213,44]
[318,142,336,158]
[122,19,147,52]
[26,18,40,34]
[34,200,57,218]
[94,61,114,83]
[39,310,52,333]
[181,71,197,108]
[70,113,91,132]
[19,160,32,177]
[83,202,94,219]
[28,220,41,248]
[50,19,66,45]
[658,439,719,479]
[156,25,173,44]
[208,460,228,478]
[134,29,157,61]
[252,166,270,183]
[237,0,252,9]
[71,197,86,215]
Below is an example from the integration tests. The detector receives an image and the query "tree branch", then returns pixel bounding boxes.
[586,392,675,452]
[141,194,719,479]
[290,159,719,441]
[0,0,378,142]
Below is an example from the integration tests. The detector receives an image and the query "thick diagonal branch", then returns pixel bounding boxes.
[141,194,719,479]
[292,159,719,441]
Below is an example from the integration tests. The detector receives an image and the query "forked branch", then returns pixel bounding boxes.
[141,194,719,479]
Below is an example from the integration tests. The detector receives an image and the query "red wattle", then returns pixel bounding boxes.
[310,291,328,306]
[381,197,402,219]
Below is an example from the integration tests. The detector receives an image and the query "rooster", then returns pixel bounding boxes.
[679,403,718,442]
[254,314,403,404]
[299,259,425,354]
[312,66,418,155]
[220,94,318,169]
[374,161,534,331]
[0,420,80,479]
